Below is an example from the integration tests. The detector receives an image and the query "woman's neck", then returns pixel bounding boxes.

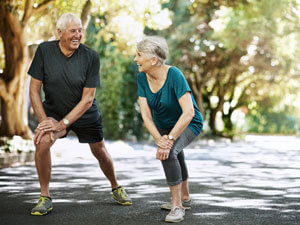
[147,65,169,80]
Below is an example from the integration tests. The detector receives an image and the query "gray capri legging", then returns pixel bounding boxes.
[158,127,197,186]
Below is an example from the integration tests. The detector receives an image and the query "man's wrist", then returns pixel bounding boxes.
[62,118,69,126]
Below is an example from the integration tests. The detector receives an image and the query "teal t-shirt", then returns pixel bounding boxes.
[137,66,203,136]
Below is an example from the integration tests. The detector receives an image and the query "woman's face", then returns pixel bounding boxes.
[134,51,154,72]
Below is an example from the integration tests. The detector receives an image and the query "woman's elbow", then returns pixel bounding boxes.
[186,109,195,121]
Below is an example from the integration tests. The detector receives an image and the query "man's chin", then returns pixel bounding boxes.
[70,43,80,49]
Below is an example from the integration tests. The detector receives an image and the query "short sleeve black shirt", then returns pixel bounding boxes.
[28,40,101,126]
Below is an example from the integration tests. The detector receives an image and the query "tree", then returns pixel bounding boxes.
[0,0,56,139]
[0,0,172,140]
[164,0,300,136]
[84,2,172,140]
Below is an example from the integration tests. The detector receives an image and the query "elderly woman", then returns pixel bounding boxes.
[135,36,203,223]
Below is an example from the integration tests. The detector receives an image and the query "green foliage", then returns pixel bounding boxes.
[160,0,300,136]
[246,110,300,134]
[85,17,147,140]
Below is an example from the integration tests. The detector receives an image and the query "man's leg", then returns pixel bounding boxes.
[89,140,118,188]
[34,133,55,197]
[35,130,66,196]
[89,140,132,205]
[31,130,65,215]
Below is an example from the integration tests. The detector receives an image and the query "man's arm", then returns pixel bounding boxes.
[29,77,55,144]
[61,87,95,126]
[29,77,48,122]
[38,87,96,132]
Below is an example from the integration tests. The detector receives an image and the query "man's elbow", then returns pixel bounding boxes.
[83,98,94,108]
[29,88,38,100]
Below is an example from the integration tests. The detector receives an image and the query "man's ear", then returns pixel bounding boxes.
[57,29,62,37]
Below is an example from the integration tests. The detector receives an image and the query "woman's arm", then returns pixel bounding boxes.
[139,96,173,160]
[138,96,162,144]
[168,92,195,140]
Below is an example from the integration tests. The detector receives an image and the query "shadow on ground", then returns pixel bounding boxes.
[1,135,300,225]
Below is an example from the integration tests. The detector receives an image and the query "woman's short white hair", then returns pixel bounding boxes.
[56,13,82,32]
[136,36,169,66]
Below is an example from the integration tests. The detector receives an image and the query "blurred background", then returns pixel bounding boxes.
[1,0,300,144]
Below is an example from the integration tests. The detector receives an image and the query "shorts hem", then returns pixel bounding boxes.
[78,137,104,144]
[167,179,182,186]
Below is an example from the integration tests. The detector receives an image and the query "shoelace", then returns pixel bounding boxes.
[36,197,46,208]
[169,207,182,216]
[117,188,128,198]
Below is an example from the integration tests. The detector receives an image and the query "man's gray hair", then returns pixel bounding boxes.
[56,13,82,32]
[136,36,169,66]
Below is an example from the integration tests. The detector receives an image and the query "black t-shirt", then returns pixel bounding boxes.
[28,40,100,126]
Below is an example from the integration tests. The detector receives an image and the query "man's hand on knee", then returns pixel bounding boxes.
[34,130,54,145]
[37,117,66,133]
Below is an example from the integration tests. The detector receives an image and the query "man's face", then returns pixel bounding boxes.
[58,20,82,51]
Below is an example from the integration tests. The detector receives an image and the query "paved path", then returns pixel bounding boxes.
[1,135,300,225]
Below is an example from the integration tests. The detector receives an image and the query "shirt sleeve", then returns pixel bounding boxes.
[85,51,100,88]
[27,44,44,81]
[137,73,146,97]
[172,67,191,99]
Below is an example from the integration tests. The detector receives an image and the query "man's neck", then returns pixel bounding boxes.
[59,41,75,57]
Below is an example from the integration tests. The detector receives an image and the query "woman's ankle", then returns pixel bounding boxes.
[181,195,190,201]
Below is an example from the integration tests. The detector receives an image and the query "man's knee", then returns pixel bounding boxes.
[35,134,54,148]
[89,141,106,152]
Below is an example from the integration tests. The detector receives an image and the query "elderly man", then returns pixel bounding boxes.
[28,13,132,216]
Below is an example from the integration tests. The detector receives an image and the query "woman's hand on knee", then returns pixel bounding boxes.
[156,147,170,161]
[157,135,173,149]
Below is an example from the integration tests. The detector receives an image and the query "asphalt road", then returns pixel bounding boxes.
[1,136,300,225]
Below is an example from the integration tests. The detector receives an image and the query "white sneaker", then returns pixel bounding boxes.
[161,199,191,210]
[165,206,185,223]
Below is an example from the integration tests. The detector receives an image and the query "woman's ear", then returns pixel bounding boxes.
[151,57,158,66]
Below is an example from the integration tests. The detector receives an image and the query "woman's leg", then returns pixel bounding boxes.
[177,151,190,200]
[161,128,196,207]
[169,182,183,208]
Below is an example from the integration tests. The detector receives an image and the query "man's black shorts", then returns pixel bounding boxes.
[64,116,104,143]
[44,108,104,143]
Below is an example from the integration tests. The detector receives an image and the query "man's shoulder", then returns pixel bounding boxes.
[79,44,98,57]
[38,40,58,49]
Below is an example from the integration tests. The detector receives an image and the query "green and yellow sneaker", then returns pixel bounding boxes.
[31,196,53,216]
[112,186,132,206]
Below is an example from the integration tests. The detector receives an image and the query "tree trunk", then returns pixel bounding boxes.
[209,109,218,135]
[0,3,32,139]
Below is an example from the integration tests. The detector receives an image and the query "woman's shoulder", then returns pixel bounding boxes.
[168,66,185,79]
[137,72,146,78]
[137,72,147,83]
